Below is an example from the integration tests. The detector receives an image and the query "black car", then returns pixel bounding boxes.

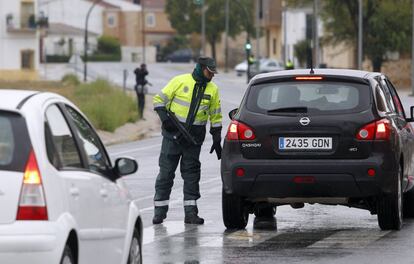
[221,68,414,230]
[165,49,195,63]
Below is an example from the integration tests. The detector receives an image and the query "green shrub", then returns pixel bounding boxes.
[82,53,121,62]
[72,79,137,132]
[46,55,70,63]
[61,74,80,86]
[97,35,121,55]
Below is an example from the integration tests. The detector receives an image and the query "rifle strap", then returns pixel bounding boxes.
[185,82,207,128]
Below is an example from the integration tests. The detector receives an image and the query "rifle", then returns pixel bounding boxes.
[166,110,198,145]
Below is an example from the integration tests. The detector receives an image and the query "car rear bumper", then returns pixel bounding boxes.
[221,155,397,200]
[0,220,68,263]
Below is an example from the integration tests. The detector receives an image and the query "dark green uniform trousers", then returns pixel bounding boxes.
[154,136,202,217]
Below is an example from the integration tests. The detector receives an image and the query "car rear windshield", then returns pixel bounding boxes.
[0,111,31,172]
[246,81,371,115]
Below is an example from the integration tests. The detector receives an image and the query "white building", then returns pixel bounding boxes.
[38,0,104,36]
[38,0,106,60]
[283,6,353,69]
[0,0,40,80]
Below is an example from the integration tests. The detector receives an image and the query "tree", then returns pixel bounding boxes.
[287,0,411,71]
[294,39,311,68]
[165,0,255,60]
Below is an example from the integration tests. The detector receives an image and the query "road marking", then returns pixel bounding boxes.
[110,143,162,156]
[307,229,390,249]
[200,229,280,248]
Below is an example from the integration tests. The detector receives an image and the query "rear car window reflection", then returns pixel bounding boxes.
[249,82,370,114]
[0,117,14,166]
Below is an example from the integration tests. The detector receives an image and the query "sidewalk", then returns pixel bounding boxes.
[97,94,161,145]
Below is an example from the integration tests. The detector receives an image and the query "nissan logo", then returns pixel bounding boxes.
[299,117,310,126]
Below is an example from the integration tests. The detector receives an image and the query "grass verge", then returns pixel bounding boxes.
[0,79,138,132]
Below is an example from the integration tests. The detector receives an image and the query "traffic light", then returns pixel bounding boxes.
[245,42,252,51]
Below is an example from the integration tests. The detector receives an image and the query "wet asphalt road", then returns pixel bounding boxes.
[104,65,414,263]
[109,136,414,264]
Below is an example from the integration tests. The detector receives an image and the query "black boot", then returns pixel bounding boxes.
[184,214,204,225]
[152,215,166,224]
[152,205,168,224]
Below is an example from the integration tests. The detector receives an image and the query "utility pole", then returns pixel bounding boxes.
[224,0,229,72]
[358,0,363,70]
[412,0,414,95]
[142,0,146,63]
[194,0,205,56]
[201,3,206,56]
[313,0,319,67]
[255,0,260,58]
[283,3,287,63]
[84,0,101,82]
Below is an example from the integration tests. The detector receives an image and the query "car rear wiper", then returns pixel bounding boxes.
[267,106,308,114]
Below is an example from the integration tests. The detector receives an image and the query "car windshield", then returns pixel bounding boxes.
[247,81,371,115]
[0,111,31,171]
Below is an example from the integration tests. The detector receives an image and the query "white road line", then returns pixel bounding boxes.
[307,229,390,249]
[110,143,162,156]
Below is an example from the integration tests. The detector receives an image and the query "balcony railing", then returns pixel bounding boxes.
[6,13,38,33]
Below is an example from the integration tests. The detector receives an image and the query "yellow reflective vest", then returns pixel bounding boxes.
[153,73,222,128]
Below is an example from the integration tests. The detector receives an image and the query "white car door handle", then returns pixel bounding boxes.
[100,189,108,198]
[69,187,80,197]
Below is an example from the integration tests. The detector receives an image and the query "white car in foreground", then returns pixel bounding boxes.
[0,90,142,264]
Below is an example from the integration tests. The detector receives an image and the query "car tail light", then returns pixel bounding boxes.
[226,120,256,141]
[356,119,391,141]
[16,150,48,221]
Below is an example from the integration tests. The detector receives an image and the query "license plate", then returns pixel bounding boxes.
[279,137,332,150]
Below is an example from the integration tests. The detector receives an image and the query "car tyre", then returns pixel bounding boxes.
[60,245,75,264]
[403,186,414,218]
[128,228,142,264]
[254,204,276,218]
[377,164,403,230]
[222,188,248,229]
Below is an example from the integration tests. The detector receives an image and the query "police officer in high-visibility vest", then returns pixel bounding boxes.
[152,56,222,225]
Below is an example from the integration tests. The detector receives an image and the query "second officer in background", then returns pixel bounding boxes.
[152,56,222,225]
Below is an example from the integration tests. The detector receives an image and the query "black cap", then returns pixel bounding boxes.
[198,56,217,73]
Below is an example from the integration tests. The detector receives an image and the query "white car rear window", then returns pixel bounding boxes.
[0,117,14,166]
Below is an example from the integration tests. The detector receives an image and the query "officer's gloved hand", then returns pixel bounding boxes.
[155,107,177,133]
[162,119,177,132]
[210,141,222,160]
[209,127,222,160]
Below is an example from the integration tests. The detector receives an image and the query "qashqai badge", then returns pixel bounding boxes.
[299,117,310,126]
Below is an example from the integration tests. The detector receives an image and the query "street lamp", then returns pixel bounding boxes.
[193,0,205,56]
[84,0,102,82]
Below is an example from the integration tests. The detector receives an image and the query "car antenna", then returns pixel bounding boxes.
[309,50,315,74]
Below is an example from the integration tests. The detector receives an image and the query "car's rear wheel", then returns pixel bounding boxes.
[377,164,403,230]
[403,186,414,218]
[222,189,249,229]
[60,245,75,264]
[254,204,276,218]
[128,228,142,264]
